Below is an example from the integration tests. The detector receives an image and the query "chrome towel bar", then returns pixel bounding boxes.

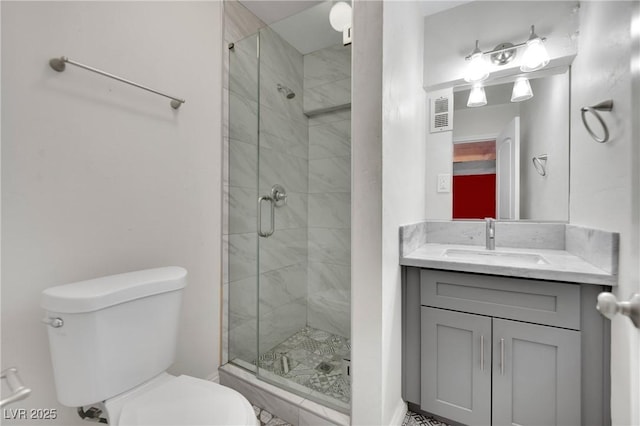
[49,56,185,109]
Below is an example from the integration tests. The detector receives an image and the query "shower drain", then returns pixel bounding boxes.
[315,362,334,374]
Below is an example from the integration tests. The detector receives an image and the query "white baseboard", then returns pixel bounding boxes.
[389,400,408,426]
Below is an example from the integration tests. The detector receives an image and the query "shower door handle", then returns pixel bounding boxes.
[257,195,275,238]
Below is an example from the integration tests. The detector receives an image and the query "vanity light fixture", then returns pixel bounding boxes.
[464,40,490,83]
[511,77,534,102]
[464,25,549,79]
[463,25,548,107]
[467,84,487,107]
[329,2,352,46]
[520,25,550,72]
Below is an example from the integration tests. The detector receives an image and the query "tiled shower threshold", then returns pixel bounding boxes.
[252,327,351,411]
[219,363,350,426]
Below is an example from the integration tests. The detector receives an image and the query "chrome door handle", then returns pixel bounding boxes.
[597,292,640,328]
[257,195,274,238]
[500,338,505,375]
[271,184,287,206]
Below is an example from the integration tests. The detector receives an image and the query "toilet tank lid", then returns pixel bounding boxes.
[41,267,187,313]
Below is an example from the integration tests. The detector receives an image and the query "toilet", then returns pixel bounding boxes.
[41,267,258,426]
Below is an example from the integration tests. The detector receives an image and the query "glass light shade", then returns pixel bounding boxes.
[520,38,550,72]
[467,85,487,107]
[511,78,534,102]
[464,52,490,83]
[329,2,352,32]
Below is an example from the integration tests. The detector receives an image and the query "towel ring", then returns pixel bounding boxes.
[581,100,613,143]
[532,154,548,176]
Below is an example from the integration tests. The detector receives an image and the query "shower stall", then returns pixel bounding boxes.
[224,4,352,413]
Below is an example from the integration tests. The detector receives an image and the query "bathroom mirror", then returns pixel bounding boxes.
[451,69,570,221]
[423,1,577,222]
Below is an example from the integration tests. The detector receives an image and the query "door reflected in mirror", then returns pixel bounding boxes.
[452,70,570,221]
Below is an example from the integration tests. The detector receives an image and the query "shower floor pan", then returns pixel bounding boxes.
[253,326,351,409]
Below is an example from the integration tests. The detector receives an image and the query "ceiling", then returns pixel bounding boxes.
[237,0,474,55]
[419,1,474,17]
[239,0,473,24]
[239,1,324,25]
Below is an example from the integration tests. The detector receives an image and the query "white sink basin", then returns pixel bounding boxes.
[443,248,549,266]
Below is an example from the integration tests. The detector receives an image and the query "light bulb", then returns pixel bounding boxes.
[520,26,550,72]
[329,2,352,32]
[467,84,487,107]
[464,41,490,83]
[511,77,534,102]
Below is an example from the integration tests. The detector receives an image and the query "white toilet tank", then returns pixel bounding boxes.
[41,267,187,408]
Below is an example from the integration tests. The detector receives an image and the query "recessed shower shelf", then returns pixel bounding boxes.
[304,103,351,117]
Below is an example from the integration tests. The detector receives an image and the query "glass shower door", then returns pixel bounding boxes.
[255,25,312,393]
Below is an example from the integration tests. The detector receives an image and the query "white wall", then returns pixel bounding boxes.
[569,2,639,425]
[1,2,223,424]
[351,1,383,423]
[352,0,428,424]
[381,1,429,423]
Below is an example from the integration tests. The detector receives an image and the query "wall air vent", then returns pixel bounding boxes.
[430,95,453,133]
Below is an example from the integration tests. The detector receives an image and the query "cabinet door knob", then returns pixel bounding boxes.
[596,292,640,329]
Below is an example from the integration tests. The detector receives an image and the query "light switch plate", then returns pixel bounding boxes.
[437,173,451,193]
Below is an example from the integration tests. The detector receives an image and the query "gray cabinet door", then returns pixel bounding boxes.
[492,318,581,426]
[421,307,492,426]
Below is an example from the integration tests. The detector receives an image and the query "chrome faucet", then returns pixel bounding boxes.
[485,218,496,250]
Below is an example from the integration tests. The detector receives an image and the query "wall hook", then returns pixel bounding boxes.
[532,154,548,176]
[581,99,613,143]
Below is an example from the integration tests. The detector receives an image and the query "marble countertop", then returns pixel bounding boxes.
[401,243,617,285]
[399,221,619,286]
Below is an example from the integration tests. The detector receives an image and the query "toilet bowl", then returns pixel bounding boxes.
[41,267,257,426]
[104,373,258,426]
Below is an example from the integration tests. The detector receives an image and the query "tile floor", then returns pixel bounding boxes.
[251,405,448,426]
[402,410,450,426]
[254,326,351,405]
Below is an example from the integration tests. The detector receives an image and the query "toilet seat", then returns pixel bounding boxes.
[115,375,257,426]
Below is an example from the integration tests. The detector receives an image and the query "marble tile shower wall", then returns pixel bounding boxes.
[303,45,351,113]
[304,45,351,338]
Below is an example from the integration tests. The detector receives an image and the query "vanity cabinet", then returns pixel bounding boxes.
[402,267,611,426]
[421,307,580,426]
